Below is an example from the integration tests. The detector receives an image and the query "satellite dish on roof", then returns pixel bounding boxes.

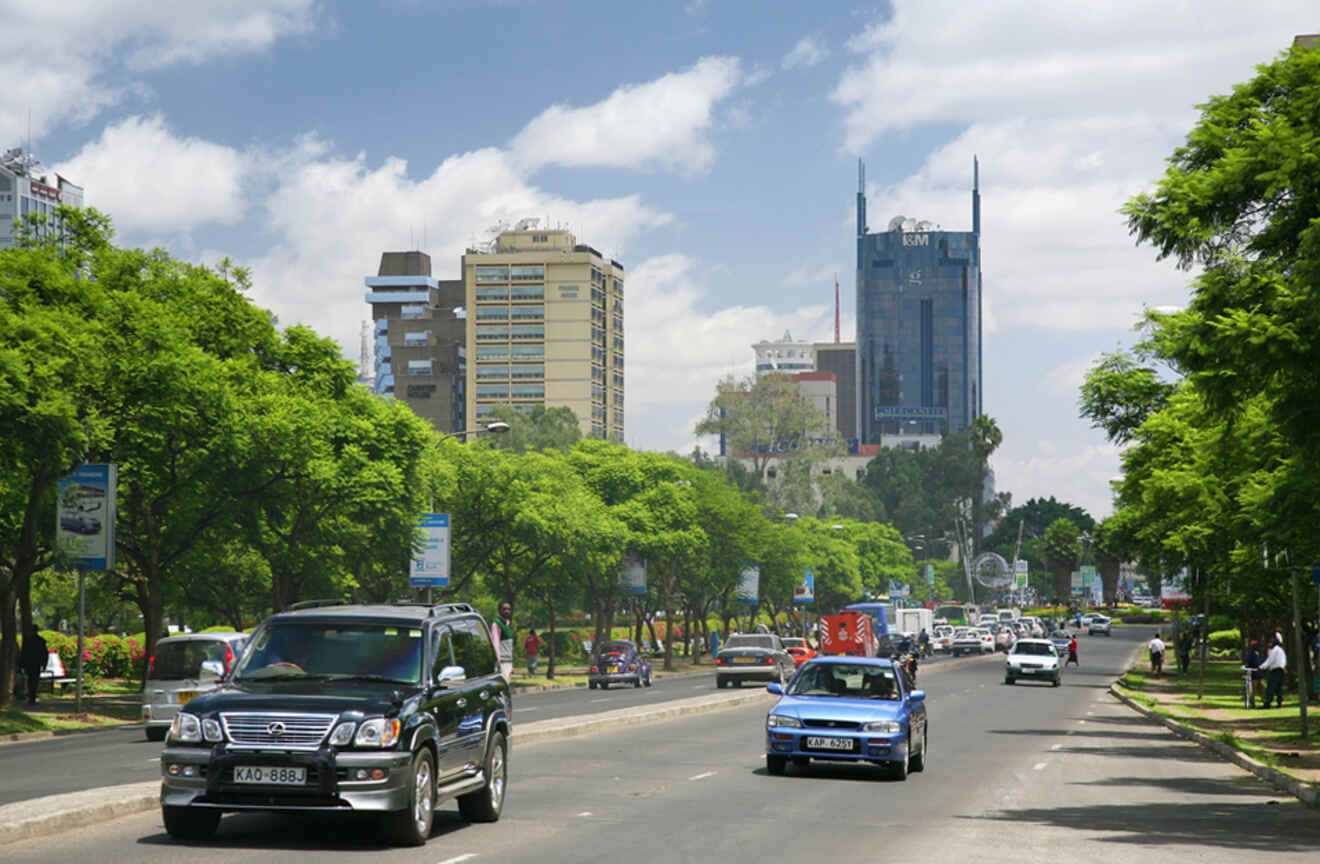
[888,216,906,231]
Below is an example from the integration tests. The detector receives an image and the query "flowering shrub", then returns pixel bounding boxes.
[32,631,147,679]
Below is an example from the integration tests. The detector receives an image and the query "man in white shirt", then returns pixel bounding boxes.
[1148,632,1166,675]
[1258,636,1287,709]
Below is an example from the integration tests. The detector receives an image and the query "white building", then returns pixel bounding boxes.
[0,148,84,248]
[753,331,816,375]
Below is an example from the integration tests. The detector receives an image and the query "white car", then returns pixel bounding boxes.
[932,625,955,654]
[1088,615,1113,636]
[1004,638,1062,687]
[977,628,995,653]
[951,627,983,657]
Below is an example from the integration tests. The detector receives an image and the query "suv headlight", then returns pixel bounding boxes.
[330,721,357,747]
[766,714,802,728]
[170,713,202,743]
[861,720,902,733]
[354,717,401,748]
[202,718,223,743]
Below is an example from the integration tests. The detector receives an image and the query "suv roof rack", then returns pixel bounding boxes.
[387,600,476,617]
[283,599,349,612]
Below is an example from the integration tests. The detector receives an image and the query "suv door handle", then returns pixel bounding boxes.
[456,697,467,708]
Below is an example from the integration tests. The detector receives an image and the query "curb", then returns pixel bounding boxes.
[1,722,140,748]
[515,688,775,747]
[1108,683,1319,808]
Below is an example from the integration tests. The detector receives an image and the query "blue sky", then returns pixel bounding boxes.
[5,0,1317,520]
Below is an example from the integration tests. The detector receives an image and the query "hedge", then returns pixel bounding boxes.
[29,631,147,679]
[1208,628,1241,652]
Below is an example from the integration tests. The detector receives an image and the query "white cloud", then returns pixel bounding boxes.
[0,1,316,143]
[248,145,671,360]
[624,253,839,452]
[783,36,829,70]
[993,439,1121,521]
[1043,354,1102,399]
[53,115,247,232]
[509,57,743,175]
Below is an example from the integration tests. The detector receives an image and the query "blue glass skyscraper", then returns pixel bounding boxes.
[855,159,982,444]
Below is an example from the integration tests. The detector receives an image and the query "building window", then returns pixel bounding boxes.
[614,391,624,405]
[532,234,548,242]
[475,266,509,282]
[613,373,624,387]
[613,279,623,294]
[511,264,545,281]
[510,305,544,320]
[401,304,425,319]
[476,285,509,301]
[510,364,544,379]
[476,384,509,399]
[592,327,604,345]
[475,307,508,321]
[592,384,605,400]
[592,287,605,305]
[613,410,624,425]
[510,325,544,340]
[476,365,509,380]
[476,346,509,360]
[613,336,624,350]
[612,316,623,330]
[511,285,545,300]
[475,404,494,417]
[406,359,433,376]
[476,326,510,340]
[403,330,430,346]
[511,384,545,399]
[405,384,436,399]
[511,344,545,359]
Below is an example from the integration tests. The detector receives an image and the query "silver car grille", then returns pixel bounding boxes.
[220,712,337,750]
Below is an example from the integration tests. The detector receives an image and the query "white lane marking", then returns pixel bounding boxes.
[1078,719,1087,724]
[1033,762,1048,771]
[693,684,709,689]
[1050,744,1062,751]
[590,698,611,703]
[577,811,592,817]
[146,757,160,762]
[517,706,540,712]
[689,771,716,781]
[1086,710,1094,715]
[437,855,479,864]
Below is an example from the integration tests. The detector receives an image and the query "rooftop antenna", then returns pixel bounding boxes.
[834,273,840,344]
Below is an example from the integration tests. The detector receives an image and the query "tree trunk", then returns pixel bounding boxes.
[545,602,557,680]
[0,587,17,708]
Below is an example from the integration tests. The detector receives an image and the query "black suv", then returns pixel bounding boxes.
[159,601,510,846]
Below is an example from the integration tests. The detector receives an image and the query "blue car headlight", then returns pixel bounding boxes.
[861,719,902,733]
[766,713,802,729]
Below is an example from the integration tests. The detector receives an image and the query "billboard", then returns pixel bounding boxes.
[619,550,647,596]
[793,568,815,604]
[1161,567,1191,605]
[735,565,760,605]
[410,513,451,588]
[56,464,116,571]
[1014,558,1028,589]
[1070,570,1084,597]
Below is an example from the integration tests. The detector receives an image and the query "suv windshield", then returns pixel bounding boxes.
[234,621,423,684]
[725,635,775,650]
[789,663,899,700]
[1012,642,1055,656]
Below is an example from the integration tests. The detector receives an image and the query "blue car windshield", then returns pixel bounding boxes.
[789,663,899,700]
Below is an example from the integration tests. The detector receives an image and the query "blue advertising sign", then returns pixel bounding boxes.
[793,568,814,604]
[410,513,451,588]
[56,464,116,571]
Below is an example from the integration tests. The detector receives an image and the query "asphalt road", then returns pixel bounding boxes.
[0,651,966,806]
[11,626,1320,863]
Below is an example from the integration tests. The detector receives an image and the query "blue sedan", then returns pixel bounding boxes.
[764,656,928,779]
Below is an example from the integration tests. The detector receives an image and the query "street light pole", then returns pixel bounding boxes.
[422,421,511,603]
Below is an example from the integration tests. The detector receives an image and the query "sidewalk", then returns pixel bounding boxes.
[1,686,142,744]
[1112,652,1320,806]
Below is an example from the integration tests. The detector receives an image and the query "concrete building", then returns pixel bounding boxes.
[0,147,84,249]
[814,342,856,442]
[753,331,816,374]
[364,251,466,434]
[463,226,624,440]
[855,159,982,448]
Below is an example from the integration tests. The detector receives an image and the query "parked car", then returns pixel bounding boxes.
[158,601,510,846]
[588,639,652,689]
[715,633,796,688]
[781,637,816,667]
[1004,638,1062,686]
[1088,615,1113,636]
[764,656,928,779]
[142,632,250,742]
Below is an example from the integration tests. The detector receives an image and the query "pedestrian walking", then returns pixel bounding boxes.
[1259,634,1287,709]
[1148,632,1166,676]
[523,629,544,676]
[18,625,47,706]
[1243,639,1263,708]
[492,602,515,682]
[1066,634,1079,667]
[1177,629,1193,674]
[708,629,721,658]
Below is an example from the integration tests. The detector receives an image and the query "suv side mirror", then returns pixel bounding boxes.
[435,665,467,688]
[199,660,224,682]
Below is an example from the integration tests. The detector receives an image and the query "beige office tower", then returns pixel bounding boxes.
[463,228,624,440]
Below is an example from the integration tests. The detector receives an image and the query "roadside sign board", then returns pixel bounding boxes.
[410,513,451,588]
[56,464,117,571]
[619,549,647,595]
[1014,558,1028,589]
[735,565,760,604]
[793,568,814,604]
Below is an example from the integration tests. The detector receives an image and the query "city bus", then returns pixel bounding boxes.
[934,603,976,627]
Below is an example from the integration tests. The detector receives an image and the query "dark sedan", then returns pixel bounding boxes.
[715,634,796,688]
[588,640,652,689]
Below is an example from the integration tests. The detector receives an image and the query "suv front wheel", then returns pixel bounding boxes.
[383,749,435,846]
[458,730,507,822]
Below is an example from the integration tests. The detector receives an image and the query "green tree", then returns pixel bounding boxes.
[486,404,582,453]
[1042,518,1082,605]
